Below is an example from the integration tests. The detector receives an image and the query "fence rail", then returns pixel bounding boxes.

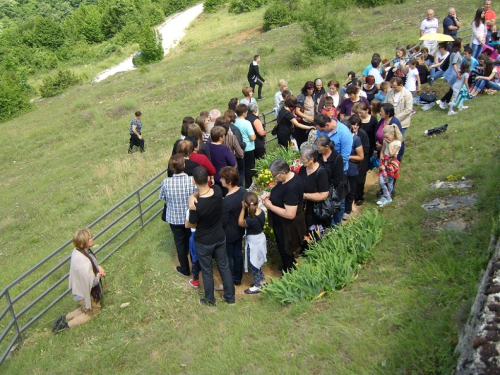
[0,167,169,366]
[0,108,278,367]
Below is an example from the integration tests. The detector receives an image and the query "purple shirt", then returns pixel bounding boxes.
[207,142,236,183]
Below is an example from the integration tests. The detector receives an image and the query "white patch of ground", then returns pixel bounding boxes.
[93,3,204,82]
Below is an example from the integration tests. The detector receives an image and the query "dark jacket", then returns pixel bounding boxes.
[247,62,265,83]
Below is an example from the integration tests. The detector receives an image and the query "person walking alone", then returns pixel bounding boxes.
[128,111,145,154]
[247,55,267,100]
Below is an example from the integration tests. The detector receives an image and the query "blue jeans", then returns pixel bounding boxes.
[471,43,483,60]
[401,128,407,139]
[226,237,243,284]
[430,68,444,81]
[332,200,345,226]
[196,239,235,304]
[474,79,500,92]
[487,29,493,44]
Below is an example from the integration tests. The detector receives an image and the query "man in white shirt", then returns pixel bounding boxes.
[420,9,439,55]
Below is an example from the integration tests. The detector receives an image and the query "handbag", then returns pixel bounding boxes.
[313,185,342,220]
[312,167,342,220]
[420,91,437,104]
[161,202,167,222]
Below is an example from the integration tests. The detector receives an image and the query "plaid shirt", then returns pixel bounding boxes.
[158,173,197,225]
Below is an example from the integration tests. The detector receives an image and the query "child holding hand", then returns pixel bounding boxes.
[238,192,267,294]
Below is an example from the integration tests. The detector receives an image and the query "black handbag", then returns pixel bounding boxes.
[312,167,342,220]
[313,185,342,220]
[420,91,437,103]
[271,116,282,136]
[161,202,167,222]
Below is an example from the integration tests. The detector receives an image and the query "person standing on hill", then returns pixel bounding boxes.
[443,7,461,39]
[247,55,267,100]
[420,9,439,55]
[128,111,145,154]
[484,0,497,43]
[187,167,236,306]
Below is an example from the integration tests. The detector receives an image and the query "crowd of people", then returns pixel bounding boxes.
[52,3,498,325]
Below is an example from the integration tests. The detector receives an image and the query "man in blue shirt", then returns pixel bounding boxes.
[314,114,353,172]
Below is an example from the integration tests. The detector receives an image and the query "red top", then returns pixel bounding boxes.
[485,9,496,30]
[189,153,216,176]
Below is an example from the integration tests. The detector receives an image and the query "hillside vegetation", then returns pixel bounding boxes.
[2,0,500,373]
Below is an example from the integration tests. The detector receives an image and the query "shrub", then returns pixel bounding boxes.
[263,1,295,31]
[204,0,226,13]
[300,6,356,59]
[229,0,266,14]
[0,71,33,122]
[136,26,164,65]
[39,69,83,98]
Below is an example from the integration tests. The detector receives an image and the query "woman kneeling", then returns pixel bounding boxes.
[52,229,105,332]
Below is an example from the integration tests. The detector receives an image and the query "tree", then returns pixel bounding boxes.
[137,25,163,65]
[29,16,65,49]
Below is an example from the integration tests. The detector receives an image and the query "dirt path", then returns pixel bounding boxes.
[93,3,204,82]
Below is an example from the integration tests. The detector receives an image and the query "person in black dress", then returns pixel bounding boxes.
[247,55,267,100]
[298,146,330,230]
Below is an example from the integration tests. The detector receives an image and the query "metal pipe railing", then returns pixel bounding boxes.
[0,167,169,366]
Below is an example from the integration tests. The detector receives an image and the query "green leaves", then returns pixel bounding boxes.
[263,209,383,303]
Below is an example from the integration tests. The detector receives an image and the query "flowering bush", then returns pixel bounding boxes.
[255,169,275,191]
[290,158,302,174]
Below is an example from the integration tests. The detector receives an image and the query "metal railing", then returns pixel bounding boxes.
[0,106,278,367]
[260,109,278,144]
[0,167,169,366]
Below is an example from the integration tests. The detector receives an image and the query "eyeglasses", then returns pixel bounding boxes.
[272,171,281,178]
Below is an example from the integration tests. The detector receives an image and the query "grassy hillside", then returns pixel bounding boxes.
[2,0,500,373]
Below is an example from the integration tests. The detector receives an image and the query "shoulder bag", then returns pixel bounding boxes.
[313,167,342,220]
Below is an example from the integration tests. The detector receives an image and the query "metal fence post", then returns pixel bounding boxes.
[5,290,22,348]
[136,191,144,227]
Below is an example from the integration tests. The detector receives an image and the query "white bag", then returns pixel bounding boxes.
[289,135,299,151]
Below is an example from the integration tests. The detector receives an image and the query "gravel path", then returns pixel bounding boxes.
[93,3,204,82]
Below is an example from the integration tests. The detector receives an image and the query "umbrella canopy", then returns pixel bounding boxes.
[419,33,454,42]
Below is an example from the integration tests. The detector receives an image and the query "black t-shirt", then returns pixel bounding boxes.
[189,184,225,245]
[245,210,265,236]
[222,187,247,242]
[362,85,379,103]
[269,173,304,226]
[277,107,295,136]
[361,115,378,155]
[298,166,329,218]
[417,64,428,84]
[168,159,199,177]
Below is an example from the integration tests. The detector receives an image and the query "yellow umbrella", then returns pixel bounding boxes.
[419,33,454,42]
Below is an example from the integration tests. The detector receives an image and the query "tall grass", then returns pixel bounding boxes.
[1,0,497,373]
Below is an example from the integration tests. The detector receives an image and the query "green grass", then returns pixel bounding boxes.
[1,0,500,373]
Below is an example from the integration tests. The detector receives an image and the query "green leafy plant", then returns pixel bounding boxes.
[263,0,296,31]
[263,209,383,303]
[39,69,83,98]
[229,0,266,13]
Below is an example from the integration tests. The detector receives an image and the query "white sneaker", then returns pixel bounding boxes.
[448,109,457,115]
[459,105,469,111]
[437,100,448,110]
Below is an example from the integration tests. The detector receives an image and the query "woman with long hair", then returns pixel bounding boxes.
[295,81,316,148]
[470,59,500,96]
[471,8,487,59]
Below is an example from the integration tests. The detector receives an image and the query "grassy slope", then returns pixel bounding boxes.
[2,1,500,373]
